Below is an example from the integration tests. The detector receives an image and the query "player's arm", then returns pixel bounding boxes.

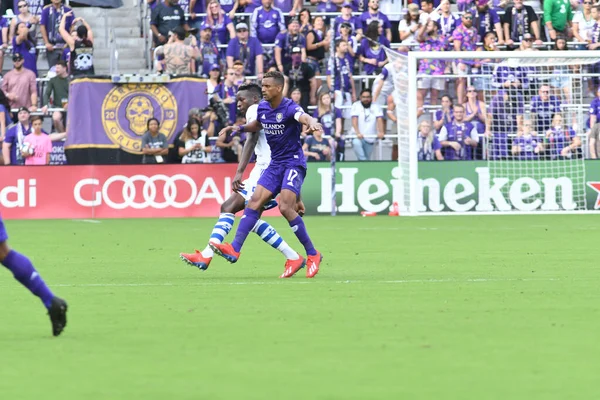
[372,76,383,103]
[220,119,262,136]
[232,131,260,191]
[298,113,323,133]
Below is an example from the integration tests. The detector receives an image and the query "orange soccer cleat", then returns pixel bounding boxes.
[209,242,240,263]
[306,251,323,278]
[180,250,212,270]
[279,254,306,278]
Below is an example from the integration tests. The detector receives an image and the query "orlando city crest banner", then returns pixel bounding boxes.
[65,77,207,163]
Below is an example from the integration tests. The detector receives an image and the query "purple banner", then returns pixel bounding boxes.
[50,141,66,165]
[65,77,208,155]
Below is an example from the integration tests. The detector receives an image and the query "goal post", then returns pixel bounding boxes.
[384,49,600,215]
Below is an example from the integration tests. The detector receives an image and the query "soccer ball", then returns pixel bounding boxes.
[21,142,34,155]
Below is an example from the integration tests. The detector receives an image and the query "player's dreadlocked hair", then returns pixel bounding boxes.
[263,70,285,86]
[238,82,262,99]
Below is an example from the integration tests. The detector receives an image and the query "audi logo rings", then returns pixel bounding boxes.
[101,174,198,210]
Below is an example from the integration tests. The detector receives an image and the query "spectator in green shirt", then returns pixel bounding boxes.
[544,0,573,39]
[41,60,70,133]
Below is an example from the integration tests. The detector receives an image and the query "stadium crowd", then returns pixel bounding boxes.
[3,0,600,164]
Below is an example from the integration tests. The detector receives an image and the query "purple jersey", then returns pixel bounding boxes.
[470,8,500,40]
[435,109,454,128]
[530,95,562,134]
[512,134,540,160]
[243,0,262,14]
[359,11,391,41]
[199,40,220,76]
[3,121,30,165]
[40,5,73,45]
[435,14,459,41]
[226,37,264,75]
[0,18,7,46]
[13,37,37,76]
[589,97,600,122]
[275,32,306,65]
[493,65,529,89]
[316,0,337,12]
[250,6,285,44]
[360,39,386,75]
[546,127,576,158]
[326,55,352,93]
[273,0,294,12]
[313,108,343,137]
[178,0,190,13]
[219,0,234,12]
[334,15,360,34]
[439,121,478,160]
[257,98,306,166]
[418,134,442,161]
[207,14,232,45]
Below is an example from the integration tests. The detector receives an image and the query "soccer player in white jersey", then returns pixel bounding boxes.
[180,83,302,271]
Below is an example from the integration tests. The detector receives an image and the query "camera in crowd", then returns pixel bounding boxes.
[201,97,230,127]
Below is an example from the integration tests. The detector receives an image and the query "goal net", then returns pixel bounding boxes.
[385,49,600,215]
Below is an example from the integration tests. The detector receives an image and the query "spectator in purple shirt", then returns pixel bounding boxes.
[13,0,44,19]
[471,0,504,45]
[13,22,37,77]
[274,0,302,14]
[512,120,542,160]
[336,22,360,70]
[438,105,479,160]
[250,0,286,45]
[204,0,235,48]
[197,23,221,77]
[452,11,479,103]
[40,0,73,68]
[334,2,362,35]
[530,84,562,135]
[359,0,391,42]
[433,95,453,132]
[188,0,205,33]
[544,113,581,159]
[326,39,356,119]
[418,120,443,161]
[314,91,344,159]
[588,87,600,129]
[416,20,447,118]
[274,18,306,73]
[359,21,388,76]
[226,22,264,77]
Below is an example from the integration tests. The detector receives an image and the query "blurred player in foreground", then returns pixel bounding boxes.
[0,218,67,336]
[211,71,323,278]
[180,82,303,272]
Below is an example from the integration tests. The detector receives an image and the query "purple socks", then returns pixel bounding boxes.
[289,216,317,256]
[2,250,54,308]
[232,208,260,252]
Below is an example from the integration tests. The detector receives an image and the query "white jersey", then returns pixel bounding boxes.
[246,103,271,165]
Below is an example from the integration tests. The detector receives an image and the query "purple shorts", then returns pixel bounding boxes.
[0,217,7,242]
[257,164,306,197]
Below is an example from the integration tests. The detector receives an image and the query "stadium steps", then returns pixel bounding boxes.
[72,5,146,75]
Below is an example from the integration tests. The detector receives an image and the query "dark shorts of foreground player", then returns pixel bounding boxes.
[257,164,306,197]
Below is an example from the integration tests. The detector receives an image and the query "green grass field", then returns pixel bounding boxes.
[1,215,599,399]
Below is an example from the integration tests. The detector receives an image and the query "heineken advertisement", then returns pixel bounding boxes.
[302,161,600,214]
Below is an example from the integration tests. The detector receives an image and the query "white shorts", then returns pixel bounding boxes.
[239,162,269,202]
[417,77,446,90]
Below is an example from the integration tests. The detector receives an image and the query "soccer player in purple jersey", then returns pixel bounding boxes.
[0,216,68,336]
[211,71,324,279]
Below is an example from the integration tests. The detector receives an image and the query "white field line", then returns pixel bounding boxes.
[0,277,566,289]
[72,219,102,224]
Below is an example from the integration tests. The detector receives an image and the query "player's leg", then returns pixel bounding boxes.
[278,167,322,278]
[180,192,244,270]
[210,183,277,263]
[0,220,67,336]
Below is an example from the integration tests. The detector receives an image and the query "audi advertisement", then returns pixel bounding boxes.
[0,165,281,219]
